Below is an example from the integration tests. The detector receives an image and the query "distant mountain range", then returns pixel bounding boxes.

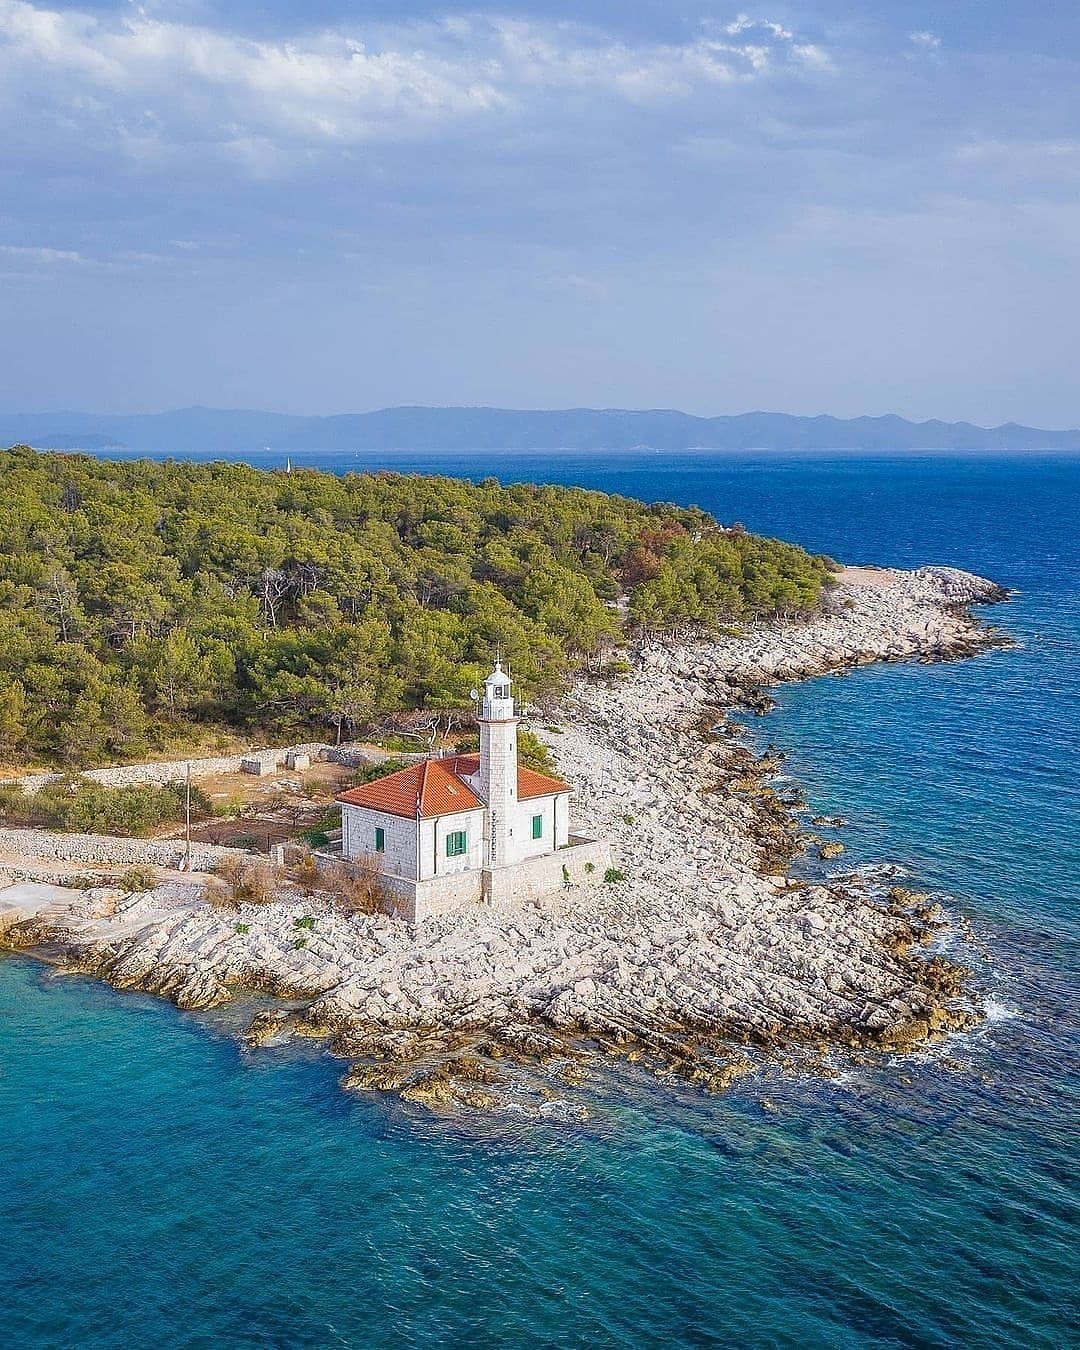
[3,406,1079,453]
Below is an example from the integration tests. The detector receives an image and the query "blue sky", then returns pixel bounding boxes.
[1,0,1078,424]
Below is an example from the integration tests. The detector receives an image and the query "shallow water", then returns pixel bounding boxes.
[3,450,1077,1348]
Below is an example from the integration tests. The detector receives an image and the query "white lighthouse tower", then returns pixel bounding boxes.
[478,659,518,867]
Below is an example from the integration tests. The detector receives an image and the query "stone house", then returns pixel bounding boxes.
[336,661,610,921]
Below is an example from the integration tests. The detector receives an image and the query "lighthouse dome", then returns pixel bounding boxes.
[481,660,514,720]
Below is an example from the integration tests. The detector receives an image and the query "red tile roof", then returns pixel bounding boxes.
[336,760,483,820]
[445,754,571,802]
[336,755,571,820]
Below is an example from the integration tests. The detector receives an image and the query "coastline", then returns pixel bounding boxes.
[1,564,1011,1110]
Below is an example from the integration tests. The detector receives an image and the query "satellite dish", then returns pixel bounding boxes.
[470,688,479,701]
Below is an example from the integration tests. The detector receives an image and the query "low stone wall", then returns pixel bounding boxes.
[3,773,64,794]
[381,869,485,924]
[0,828,241,872]
[322,744,428,768]
[483,837,613,911]
[375,835,614,924]
[1,743,332,795]
[82,742,330,789]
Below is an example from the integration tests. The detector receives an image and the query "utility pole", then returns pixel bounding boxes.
[184,760,192,872]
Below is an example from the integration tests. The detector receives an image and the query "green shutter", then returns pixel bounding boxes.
[375,827,385,853]
[446,831,467,857]
[531,813,543,839]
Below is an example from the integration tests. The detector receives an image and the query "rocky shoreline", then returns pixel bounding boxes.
[2,564,1010,1112]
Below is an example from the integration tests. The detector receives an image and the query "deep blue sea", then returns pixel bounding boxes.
[3,450,1077,1348]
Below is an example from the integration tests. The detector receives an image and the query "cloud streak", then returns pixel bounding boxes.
[0,2,830,167]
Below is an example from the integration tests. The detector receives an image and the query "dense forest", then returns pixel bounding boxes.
[0,445,834,765]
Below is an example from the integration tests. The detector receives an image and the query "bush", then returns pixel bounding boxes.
[517,729,556,775]
[604,867,626,884]
[319,856,385,916]
[350,758,410,786]
[119,864,158,892]
[65,873,99,891]
[210,855,282,907]
[0,778,211,836]
[377,734,426,753]
[292,845,320,887]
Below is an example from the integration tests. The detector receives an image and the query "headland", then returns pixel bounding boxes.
[1,564,1010,1111]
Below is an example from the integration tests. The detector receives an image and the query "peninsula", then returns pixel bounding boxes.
[0,447,1010,1110]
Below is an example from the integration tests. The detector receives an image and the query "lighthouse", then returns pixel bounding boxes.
[478,659,518,866]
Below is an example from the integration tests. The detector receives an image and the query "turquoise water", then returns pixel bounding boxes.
[3,451,1078,1348]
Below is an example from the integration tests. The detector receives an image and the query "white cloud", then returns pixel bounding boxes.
[0,1,832,168]
[0,243,86,263]
[909,31,942,51]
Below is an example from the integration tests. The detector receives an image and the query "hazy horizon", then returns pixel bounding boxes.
[4,402,1079,433]
[3,1,1078,426]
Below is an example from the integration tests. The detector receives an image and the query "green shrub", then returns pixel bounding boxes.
[517,729,556,775]
[377,734,426,753]
[294,915,316,931]
[119,864,158,892]
[65,873,99,891]
[604,867,626,884]
[350,758,410,786]
[0,778,210,837]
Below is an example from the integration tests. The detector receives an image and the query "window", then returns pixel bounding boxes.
[374,827,385,853]
[531,813,543,840]
[446,830,467,857]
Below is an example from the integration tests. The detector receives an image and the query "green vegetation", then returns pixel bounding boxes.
[604,867,627,884]
[0,777,211,835]
[0,445,834,766]
[350,758,411,785]
[118,864,158,892]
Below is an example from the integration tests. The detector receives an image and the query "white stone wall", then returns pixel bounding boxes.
[342,804,484,883]
[380,868,484,923]
[483,837,612,910]
[378,835,613,923]
[341,805,417,879]
[505,793,569,864]
[420,810,485,881]
[555,794,570,848]
[1,742,331,796]
[0,827,240,872]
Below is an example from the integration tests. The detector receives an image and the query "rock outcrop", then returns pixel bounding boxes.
[1,564,1005,1107]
